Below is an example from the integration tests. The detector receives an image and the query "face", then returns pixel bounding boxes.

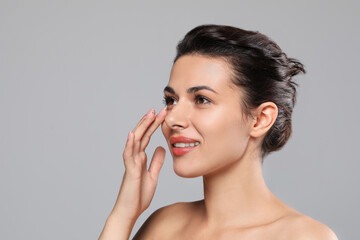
[161,55,252,178]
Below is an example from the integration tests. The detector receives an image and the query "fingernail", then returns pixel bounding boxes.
[146,108,155,118]
[127,131,132,139]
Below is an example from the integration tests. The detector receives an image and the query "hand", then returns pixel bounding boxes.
[111,107,167,222]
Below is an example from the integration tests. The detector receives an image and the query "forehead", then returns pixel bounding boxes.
[168,55,236,92]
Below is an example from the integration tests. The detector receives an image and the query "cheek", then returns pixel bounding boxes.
[161,123,169,139]
[199,111,249,160]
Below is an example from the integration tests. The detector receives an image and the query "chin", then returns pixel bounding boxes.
[173,168,201,178]
[172,159,204,178]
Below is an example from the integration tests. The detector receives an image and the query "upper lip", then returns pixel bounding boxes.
[170,136,199,144]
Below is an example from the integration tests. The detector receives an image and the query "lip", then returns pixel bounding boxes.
[170,136,199,144]
[169,136,200,156]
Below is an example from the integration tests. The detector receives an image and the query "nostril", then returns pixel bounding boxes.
[165,116,183,129]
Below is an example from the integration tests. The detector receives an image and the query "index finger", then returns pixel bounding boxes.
[139,107,167,151]
[132,108,155,133]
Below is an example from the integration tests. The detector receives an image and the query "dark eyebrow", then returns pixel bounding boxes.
[163,85,218,94]
[164,86,175,94]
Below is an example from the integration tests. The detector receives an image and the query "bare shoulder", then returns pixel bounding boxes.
[278,213,338,240]
[133,201,196,240]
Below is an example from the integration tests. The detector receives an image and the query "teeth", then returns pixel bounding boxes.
[173,142,200,148]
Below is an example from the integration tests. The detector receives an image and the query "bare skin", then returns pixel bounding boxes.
[99,55,338,240]
[133,200,337,240]
[99,107,168,240]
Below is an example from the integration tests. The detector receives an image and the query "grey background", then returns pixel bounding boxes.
[0,0,358,239]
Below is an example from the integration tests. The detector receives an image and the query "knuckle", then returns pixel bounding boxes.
[138,151,146,160]
[123,146,132,156]
[123,152,130,159]
[140,142,149,150]
[133,134,141,143]
[142,134,151,141]
[141,135,151,146]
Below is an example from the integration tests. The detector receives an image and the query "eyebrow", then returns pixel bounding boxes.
[163,85,218,95]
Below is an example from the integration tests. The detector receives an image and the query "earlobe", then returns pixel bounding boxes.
[250,102,278,138]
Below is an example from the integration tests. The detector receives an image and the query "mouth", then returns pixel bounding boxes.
[172,142,200,148]
[169,136,200,156]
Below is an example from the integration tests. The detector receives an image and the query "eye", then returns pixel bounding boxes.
[163,95,178,107]
[195,95,211,105]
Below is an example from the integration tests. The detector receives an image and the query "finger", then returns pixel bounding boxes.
[123,131,134,167]
[140,107,167,151]
[133,108,156,152]
[148,146,166,181]
[132,108,155,134]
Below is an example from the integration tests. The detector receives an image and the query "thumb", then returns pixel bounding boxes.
[148,146,166,181]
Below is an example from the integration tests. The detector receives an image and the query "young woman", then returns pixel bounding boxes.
[99,24,338,240]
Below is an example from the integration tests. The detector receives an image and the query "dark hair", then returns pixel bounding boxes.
[174,24,305,158]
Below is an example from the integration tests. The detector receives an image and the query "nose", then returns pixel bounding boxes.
[164,101,190,130]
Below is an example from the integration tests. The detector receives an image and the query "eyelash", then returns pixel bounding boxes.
[162,95,211,107]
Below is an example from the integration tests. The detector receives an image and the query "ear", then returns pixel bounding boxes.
[249,102,278,138]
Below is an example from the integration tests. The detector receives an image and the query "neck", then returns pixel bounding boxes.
[201,149,288,229]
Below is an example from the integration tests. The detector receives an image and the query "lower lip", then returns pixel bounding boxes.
[172,145,199,156]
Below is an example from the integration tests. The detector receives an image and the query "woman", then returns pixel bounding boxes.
[99,25,338,240]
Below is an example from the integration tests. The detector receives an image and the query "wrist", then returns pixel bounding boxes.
[108,211,138,227]
[110,201,142,222]
[99,214,136,240]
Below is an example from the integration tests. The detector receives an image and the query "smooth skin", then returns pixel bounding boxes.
[99,107,167,240]
[99,55,338,240]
